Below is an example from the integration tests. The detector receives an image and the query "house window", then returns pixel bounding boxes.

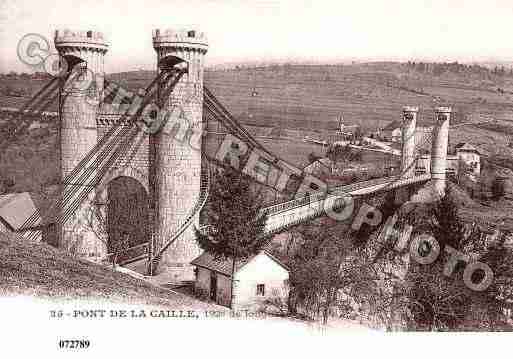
[256,284,265,296]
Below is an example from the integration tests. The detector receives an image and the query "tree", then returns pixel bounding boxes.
[476,239,513,330]
[194,167,269,308]
[353,126,364,142]
[349,149,363,162]
[491,177,506,200]
[326,143,362,163]
[288,217,407,327]
[288,220,351,323]
[405,223,513,330]
[431,190,465,250]
[307,152,321,164]
[0,176,15,194]
[405,267,472,330]
[401,188,476,330]
[352,191,400,248]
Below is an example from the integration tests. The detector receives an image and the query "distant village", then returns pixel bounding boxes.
[302,119,481,188]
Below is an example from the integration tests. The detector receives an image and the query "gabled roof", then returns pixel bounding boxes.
[191,251,244,276]
[455,142,479,153]
[191,250,289,277]
[0,190,58,231]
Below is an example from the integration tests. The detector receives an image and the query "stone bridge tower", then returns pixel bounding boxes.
[431,106,451,196]
[152,29,208,281]
[54,30,108,252]
[401,106,418,178]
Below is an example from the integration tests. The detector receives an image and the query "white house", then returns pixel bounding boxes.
[455,142,481,177]
[303,157,333,177]
[191,250,289,310]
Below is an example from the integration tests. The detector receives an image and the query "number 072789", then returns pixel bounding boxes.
[58,339,90,349]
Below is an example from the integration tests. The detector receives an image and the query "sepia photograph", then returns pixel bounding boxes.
[0,0,512,356]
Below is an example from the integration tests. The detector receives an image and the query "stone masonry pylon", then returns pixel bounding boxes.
[431,106,451,196]
[55,30,108,258]
[152,29,208,282]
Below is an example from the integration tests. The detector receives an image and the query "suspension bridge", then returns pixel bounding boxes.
[0,28,453,283]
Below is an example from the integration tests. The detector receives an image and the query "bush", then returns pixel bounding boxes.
[307,152,321,164]
[491,177,506,200]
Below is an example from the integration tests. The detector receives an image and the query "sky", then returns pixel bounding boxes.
[1,0,513,73]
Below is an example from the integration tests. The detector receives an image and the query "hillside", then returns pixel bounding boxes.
[0,232,219,308]
[2,61,513,193]
[107,62,513,130]
[98,62,513,160]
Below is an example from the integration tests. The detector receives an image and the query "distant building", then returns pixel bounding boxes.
[303,157,333,177]
[414,142,481,179]
[191,250,289,309]
[379,120,402,142]
[304,156,381,184]
[379,121,433,146]
[328,121,361,143]
[455,142,481,177]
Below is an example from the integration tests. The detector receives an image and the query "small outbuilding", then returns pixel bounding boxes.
[0,191,58,245]
[191,250,289,310]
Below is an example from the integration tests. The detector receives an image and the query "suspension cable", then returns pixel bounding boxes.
[22,70,184,239]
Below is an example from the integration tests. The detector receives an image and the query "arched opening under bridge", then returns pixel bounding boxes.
[107,176,150,265]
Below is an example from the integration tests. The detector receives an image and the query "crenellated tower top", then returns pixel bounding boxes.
[402,106,419,113]
[435,106,452,113]
[152,29,208,54]
[54,29,109,53]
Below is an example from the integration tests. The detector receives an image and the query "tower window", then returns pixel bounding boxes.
[256,284,265,296]
[187,30,196,38]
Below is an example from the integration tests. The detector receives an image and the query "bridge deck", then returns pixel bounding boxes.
[262,174,431,233]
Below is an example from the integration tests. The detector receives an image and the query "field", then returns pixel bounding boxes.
[2,61,513,194]
[107,62,513,130]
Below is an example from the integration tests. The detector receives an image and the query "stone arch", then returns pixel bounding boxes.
[61,54,84,69]
[99,165,149,195]
[105,175,150,260]
[158,55,185,70]
[93,152,151,261]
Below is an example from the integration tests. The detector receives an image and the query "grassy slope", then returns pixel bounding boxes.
[0,232,217,308]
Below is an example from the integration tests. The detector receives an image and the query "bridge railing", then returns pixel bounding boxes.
[106,242,150,266]
[262,175,398,217]
[262,173,432,218]
[261,173,432,235]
